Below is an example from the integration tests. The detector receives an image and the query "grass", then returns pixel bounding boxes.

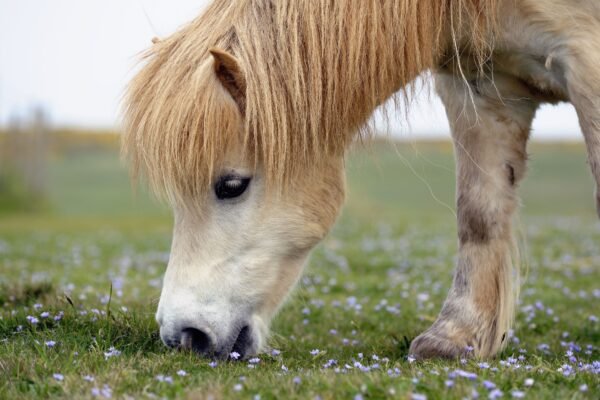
[0,139,598,399]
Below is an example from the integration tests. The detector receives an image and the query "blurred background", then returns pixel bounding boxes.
[0,0,596,230]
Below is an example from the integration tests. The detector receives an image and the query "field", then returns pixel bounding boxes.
[0,138,598,399]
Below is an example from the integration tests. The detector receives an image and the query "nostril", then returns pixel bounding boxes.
[231,325,252,358]
[181,327,213,355]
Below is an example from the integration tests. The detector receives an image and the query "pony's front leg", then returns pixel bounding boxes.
[566,57,600,218]
[409,72,538,359]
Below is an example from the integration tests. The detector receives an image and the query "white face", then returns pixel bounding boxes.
[155,158,345,358]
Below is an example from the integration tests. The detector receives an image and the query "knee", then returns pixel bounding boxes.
[457,194,496,245]
[457,190,516,245]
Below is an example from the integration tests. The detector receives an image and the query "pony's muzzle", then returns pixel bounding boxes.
[162,322,255,359]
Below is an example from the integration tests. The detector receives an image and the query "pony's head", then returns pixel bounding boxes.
[123,31,345,357]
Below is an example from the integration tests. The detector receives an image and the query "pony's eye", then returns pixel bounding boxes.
[214,176,251,200]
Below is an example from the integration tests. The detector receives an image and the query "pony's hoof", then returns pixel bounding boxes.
[408,330,472,360]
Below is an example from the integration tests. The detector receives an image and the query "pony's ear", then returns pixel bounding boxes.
[209,48,246,114]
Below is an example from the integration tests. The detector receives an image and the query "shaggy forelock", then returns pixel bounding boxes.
[122,0,498,205]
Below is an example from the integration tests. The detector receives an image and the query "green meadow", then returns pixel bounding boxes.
[0,137,598,399]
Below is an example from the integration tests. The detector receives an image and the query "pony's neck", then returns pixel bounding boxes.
[239,0,490,140]
[226,1,494,186]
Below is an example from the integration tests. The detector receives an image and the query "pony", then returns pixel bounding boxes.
[122,0,600,359]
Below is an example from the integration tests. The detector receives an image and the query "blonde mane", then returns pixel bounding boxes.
[122,0,498,202]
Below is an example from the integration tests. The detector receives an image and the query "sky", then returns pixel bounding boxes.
[0,0,583,140]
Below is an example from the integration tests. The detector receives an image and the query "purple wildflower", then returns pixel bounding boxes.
[455,369,477,380]
[45,340,56,348]
[483,381,496,390]
[103,347,121,360]
[177,370,187,376]
[310,349,320,355]
[230,351,241,360]
[53,373,64,381]
[537,343,550,352]
[558,364,574,377]
[100,385,112,398]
